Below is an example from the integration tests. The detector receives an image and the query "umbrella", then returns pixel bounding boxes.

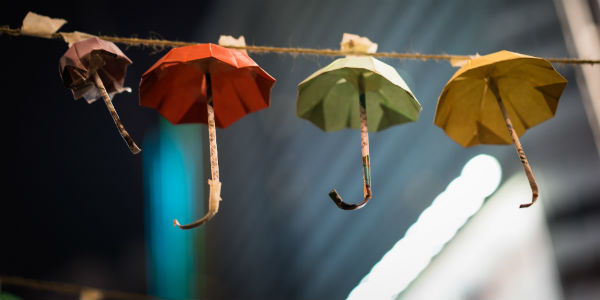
[297,35,421,210]
[139,43,276,228]
[59,37,140,154]
[434,50,567,208]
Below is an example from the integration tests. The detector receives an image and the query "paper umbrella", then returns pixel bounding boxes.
[297,35,422,210]
[59,37,140,154]
[139,43,276,228]
[434,50,567,208]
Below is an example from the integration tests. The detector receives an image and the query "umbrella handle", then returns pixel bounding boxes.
[174,179,222,229]
[91,72,141,154]
[329,156,372,210]
[174,78,223,229]
[489,77,539,208]
[329,90,372,210]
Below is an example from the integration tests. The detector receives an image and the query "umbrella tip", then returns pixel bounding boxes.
[130,144,142,155]
[519,190,538,208]
[328,189,343,206]
[519,203,534,208]
[329,188,340,198]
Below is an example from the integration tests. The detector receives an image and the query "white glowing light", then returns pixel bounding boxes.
[347,154,502,300]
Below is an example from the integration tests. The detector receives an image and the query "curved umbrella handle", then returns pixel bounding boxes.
[489,77,538,208]
[329,157,372,210]
[175,88,223,229]
[329,88,372,210]
[174,179,222,229]
[91,71,141,154]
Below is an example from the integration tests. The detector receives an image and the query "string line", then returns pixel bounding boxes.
[1,26,599,64]
[0,275,150,299]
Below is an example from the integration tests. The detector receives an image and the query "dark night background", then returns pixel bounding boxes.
[0,1,199,297]
[1,0,599,299]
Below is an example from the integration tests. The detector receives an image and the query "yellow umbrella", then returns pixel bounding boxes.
[434,50,567,208]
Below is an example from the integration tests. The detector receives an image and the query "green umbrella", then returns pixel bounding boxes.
[297,55,421,210]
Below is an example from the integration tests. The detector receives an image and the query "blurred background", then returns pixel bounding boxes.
[1,0,598,299]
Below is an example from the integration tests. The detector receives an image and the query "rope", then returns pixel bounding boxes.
[1,26,598,64]
[0,275,151,299]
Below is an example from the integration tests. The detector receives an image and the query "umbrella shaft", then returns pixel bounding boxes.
[490,79,539,206]
[358,72,371,191]
[491,80,530,166]
[91,72,141,154]
[207,103,219,181]
[359,97,371,189]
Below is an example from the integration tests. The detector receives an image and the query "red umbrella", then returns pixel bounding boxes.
[140,43,275,229]
[59,37,141,154]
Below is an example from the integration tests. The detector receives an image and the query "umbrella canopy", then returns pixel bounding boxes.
[139,43,275,128]
[434,50,567,207]
[298,56,421,132]
[434,50,567,147]
[59,37,140,154]
[297,55,421,210]
[139,43,275,228]
[59,37,132,103]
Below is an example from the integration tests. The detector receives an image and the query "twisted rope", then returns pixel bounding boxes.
[2,26,599,64]
[0,275,150,299]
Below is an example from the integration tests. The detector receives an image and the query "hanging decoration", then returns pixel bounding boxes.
[1,11,597,213]
[59,37,141,154]
[296,33,422,210]
[1,11,598,298]
[3,12,599,64]
[14,11,142,154]
[139,36,276,228]
[434,50,568,208]
[0,275,147,299]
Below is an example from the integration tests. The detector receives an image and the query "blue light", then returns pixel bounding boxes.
[143,118,205,299]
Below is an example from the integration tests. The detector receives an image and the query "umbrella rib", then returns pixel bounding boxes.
[230,73,253,114]
[439,78,485,130]
[297,78,330,118]
[308,76,345,131]
[495,76,546,130]
[374,89,418,129]
[374,90,391,127]
[506,98,532,130]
